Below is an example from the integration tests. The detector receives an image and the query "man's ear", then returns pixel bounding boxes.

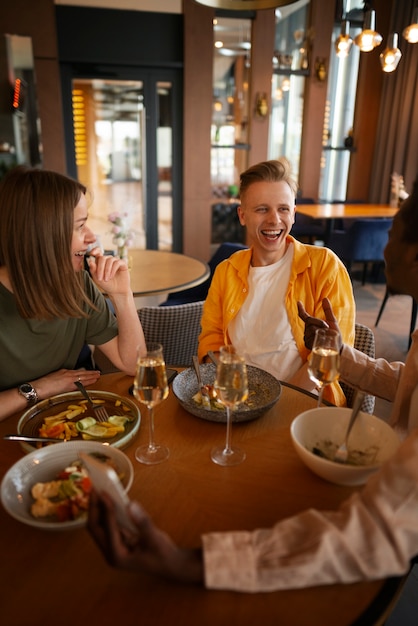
[237,204,245,226]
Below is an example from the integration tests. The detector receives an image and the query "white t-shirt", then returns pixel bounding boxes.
[228,243,303,382]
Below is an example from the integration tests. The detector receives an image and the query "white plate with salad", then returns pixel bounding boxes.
[1,440,133,531]
[17,390,141,453]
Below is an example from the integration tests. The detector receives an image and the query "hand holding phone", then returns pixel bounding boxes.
[79,452,138,534]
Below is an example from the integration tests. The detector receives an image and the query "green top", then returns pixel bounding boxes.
[0,271,118,390]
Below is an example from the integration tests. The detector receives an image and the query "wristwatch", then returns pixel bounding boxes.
[18,382,38,405]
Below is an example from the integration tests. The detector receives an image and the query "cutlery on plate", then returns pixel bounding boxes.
[75,381,109,422]
[333,391,365,464]
[207,350,219,366]
[192,355,211,410]
[4,434,65,443]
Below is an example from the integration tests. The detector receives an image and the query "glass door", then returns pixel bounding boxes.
[68,71,181,252]
[72,78,146,251]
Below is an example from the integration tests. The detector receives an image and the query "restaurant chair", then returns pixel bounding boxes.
[340,323,376,414]
[138,300,204,367]
[160,241,247,306]
[292,197,326,244]
[375,287,417,350]
[327,218,392,284]
[211,201,246,244]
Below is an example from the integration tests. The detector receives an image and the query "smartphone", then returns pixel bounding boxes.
[79,452,138,534]
[128,368,177,396]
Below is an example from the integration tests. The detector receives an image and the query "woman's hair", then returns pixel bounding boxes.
[239,158,298,200]
[399,175,418,244]
[0,165,91,319]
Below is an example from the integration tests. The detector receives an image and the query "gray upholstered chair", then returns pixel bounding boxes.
[340,322,376,414]
[138,300,204,367]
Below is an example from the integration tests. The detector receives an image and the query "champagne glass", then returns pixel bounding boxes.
[308,328,341,407]
[133,342,169,465]
[211,345,248,466]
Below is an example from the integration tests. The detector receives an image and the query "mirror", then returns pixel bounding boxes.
[0,34,42,176]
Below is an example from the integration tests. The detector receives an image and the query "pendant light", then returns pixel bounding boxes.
[335,20,353,58]
[380,33,402,73]
[403,7,418,44]
[354,8,382,52]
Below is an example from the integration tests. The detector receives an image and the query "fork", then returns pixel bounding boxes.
[75,381,109,422]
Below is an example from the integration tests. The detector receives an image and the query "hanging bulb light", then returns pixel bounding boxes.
[335,20,353,58]
[380,33,402,72]
[354,9,382,52]
[403,7,418,43]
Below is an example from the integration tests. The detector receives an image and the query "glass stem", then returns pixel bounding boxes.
[224,406,233,454]
[317,385,325,408]
[147,406,157,451]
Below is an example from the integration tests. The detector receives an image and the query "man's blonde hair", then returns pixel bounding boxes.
[239,158,298,199]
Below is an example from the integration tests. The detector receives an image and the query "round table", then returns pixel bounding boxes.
[0,373,400,626]
[128,249,210,297]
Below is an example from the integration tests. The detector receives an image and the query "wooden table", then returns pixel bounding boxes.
[128,249,210,297]
[0,373,399,626]
[296,203,398,243]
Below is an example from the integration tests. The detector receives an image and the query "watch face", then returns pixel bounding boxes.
[19,383,38,404]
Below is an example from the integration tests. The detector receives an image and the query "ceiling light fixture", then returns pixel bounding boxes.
[354,8,382,52]
[403,7,418,43]
[335,20,353,58]
[380,33,402,73]
[335,3,417,72]
[194,0,300,10]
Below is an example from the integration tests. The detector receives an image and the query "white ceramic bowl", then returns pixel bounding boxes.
[1,441,134,530]
[290,407,400,486]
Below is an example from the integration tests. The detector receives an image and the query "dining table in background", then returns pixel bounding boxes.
[296,203,399,244]
[127,248,210,301]
[0,372,405,626]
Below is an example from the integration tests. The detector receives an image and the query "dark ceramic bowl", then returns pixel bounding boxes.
[172,363,281,423]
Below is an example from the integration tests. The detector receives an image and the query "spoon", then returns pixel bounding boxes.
[207,350,219,366]
[333,391,365,464]
[192,355,211,410]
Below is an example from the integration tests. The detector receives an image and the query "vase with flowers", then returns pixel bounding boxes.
[108,211,134,261]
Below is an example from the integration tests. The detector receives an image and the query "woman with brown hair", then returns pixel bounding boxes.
[0,165,145,421]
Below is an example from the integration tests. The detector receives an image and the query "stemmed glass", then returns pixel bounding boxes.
[308,328,341,407]
[133,342,169,465]
[211,345,248,466]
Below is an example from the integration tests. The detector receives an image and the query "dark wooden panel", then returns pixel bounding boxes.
[55,6,183,67]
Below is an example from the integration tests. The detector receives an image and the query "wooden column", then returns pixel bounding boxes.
[182,0,214,260]
[248,8,276,167]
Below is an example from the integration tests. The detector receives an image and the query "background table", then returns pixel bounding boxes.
[296,203,398,245]
[0,373,399,626]
[128,249,210,297]
[296,203,398,221]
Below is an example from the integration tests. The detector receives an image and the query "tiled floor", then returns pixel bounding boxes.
[351,273,417,624]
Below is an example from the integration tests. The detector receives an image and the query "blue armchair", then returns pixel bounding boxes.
[327,218,392,284]
[160,242,247,306]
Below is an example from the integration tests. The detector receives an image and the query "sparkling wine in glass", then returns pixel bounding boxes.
[211,345,248,466]
[134,342,169,465]
[308,328,341,407]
